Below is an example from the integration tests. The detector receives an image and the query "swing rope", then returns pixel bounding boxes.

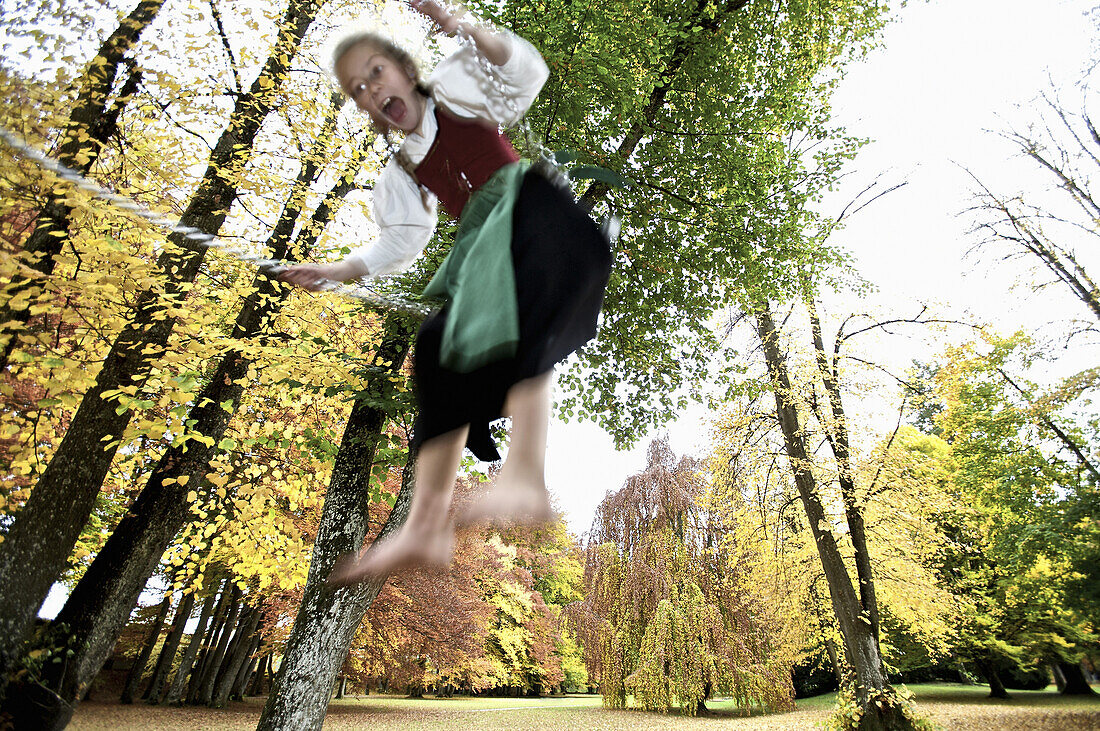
[0,5,614,323]
[0,126,435,317]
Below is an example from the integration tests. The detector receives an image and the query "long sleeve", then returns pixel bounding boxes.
[346,160,437,277]
[429,32,549,127]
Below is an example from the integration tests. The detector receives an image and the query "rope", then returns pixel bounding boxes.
[0,126,435,317]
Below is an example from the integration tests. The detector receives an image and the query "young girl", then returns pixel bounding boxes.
[280,0,611,583]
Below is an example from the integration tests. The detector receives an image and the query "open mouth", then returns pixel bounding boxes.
[381,96,407,125]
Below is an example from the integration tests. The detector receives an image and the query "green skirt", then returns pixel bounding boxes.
[421,161,529,373]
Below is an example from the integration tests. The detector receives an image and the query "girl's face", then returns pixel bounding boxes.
[336,43,425,133]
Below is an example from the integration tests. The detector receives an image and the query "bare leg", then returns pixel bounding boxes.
[460,371,554,526]
[328,425,468,586]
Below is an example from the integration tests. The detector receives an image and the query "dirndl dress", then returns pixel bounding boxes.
[409,107,612,461]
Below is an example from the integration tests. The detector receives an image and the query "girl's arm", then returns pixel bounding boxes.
[411,0,511,66]
[279,161,437,291]
[278,258,367,291]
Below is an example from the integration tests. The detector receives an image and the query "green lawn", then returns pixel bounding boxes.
[68,683,1100,730]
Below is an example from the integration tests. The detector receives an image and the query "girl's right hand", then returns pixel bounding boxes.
[410,0,462,35]
[278,261,349,291]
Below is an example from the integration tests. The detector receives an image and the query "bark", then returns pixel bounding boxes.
[248,653,271,697]
[231,633,263,699]
[163,592,217,705]
[143,592,195,702]
[0,0,323,697]
[1057,661,1096,695]
[119,596,172,704]
[0,0,161,373]
[755,306,914,731]
[1053,663,1067,693]
[208,603,253,702]
[211,604,261,706]
[980,659,1010,699]
[187,584,234,703]
[21,93,347,720]
[257,317,419,731]
[195,586,243,705]
[0,2,164,692]
[807,296,882,650]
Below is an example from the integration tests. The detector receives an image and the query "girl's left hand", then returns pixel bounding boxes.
[410,0,463,35]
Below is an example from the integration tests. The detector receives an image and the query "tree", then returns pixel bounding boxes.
[0,0,325,699]
[925,333,1099,697]
[479,0,886,446]
[967,84,1100,331]
[573,438,795,716]
[11,96,370,728]
[754,306,928,730]
[0,0,164,373]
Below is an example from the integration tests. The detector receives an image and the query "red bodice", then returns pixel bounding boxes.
[415,106,520,218]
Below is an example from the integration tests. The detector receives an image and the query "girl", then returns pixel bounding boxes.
[280,0,611,584]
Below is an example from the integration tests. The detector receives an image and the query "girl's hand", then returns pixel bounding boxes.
[410,0,463,35]
[278,261,348,291]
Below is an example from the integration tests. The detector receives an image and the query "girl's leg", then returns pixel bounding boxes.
[461,371,554,525]
[328,424,469,585]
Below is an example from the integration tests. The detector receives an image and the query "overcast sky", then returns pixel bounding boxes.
[547,0,1098,537]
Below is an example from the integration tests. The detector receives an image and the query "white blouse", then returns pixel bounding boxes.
[347,31,549,277]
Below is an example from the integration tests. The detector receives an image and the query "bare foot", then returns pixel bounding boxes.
[459,474,553,527]
[326,524,454,587]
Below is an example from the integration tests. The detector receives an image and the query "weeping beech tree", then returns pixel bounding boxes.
[571,438,794,716]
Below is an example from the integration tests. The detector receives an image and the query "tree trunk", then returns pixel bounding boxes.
[1057,661,1096,695]
[0,0,161,374]
[257,317,419,730]
[143,592,195,702]
[187,583,235,703]
[195,586,243,705]
[231,633,263,699]
[0,0,323,699]
[23,92,348,721]
[1053,662,1067,693]
[755,306,914,731]
[979,659,1010,699]
[335,676,347,700]
[248,653,271,697]
[211,604,261,706]
[119,596,172,704]
[163,592,216,705]
[807,297,882,651]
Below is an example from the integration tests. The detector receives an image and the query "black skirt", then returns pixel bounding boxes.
[411,169,612,461]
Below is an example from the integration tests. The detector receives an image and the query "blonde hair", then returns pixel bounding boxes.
[332,31,432,208]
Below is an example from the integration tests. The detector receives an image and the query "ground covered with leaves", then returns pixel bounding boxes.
[68,684,1100,730]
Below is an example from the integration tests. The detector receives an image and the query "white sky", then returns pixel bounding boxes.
[547,0,1098,536]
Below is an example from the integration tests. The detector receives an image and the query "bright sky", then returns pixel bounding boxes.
[547,0,1097,536]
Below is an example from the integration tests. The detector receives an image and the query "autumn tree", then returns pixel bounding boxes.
[573,438,795,716]
[0,0,326,704]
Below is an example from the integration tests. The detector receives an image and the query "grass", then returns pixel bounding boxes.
[67,683,1100,730]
